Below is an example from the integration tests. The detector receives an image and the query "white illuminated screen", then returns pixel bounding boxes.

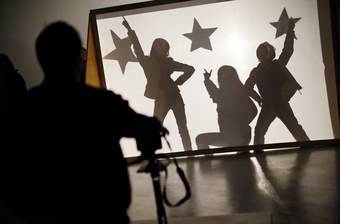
[95,0,337,157]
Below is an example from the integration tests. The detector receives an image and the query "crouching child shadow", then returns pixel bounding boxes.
[196,66,258,150]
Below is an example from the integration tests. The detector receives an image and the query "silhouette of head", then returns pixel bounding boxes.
[217,65,241,87]
[256,42,276,63]
[36,22,82,81]
[150,38,169,58]
[0,54,15,77]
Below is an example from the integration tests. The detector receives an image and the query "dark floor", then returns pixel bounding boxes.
[128,146,340,224]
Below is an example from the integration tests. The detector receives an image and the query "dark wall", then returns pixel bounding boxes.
[0,0,149,89]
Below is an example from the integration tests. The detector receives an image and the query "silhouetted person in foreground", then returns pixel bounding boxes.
[0,22,165,224]
[0,54,27,115]
[123,18,195,151]
[245,19,309,145]
[196,66,257,149]
[79,47,87,84]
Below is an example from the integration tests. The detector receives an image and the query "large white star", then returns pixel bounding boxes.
[270,8,301,39]
[103,30,137,74]
[183,18,217,52]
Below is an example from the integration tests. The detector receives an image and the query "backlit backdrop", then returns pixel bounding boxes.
[94,0,337,157]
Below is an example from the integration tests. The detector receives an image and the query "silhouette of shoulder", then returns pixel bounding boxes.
[25,82,135,137]
[28,83,126,107]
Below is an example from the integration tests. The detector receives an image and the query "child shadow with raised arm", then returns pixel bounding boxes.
[196,66,258,150]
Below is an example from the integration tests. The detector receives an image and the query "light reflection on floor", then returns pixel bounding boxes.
[129,146,340,224]
[250,156,283,205]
